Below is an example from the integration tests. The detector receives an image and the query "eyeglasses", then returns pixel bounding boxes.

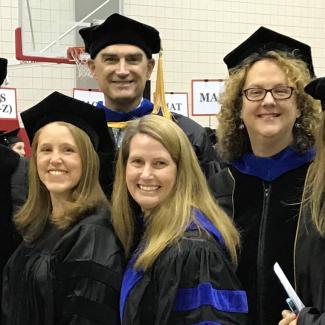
[242,86,295,101]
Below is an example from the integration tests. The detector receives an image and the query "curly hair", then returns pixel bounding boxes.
[217,51,321,161]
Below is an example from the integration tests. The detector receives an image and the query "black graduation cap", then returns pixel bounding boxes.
[223,26,314,77]
[304,78,325,111]
[20,91,114,152]
[0,58,8,86]
[0,128,21,146]
[79,13,160,59]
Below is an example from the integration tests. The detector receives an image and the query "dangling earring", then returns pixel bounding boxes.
[294,121,301,129]
[239,119,245,130]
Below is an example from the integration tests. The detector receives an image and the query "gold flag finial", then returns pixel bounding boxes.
[152,51,172,120]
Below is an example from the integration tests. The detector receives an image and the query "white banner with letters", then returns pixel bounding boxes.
[73,88,105,106]
[0,87,17,119]
[192,80,224,116]
[165,92,188,117]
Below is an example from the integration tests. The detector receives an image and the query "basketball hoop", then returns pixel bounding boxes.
[67,47,92,78]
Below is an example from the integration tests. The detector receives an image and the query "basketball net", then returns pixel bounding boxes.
[67,47,92,78]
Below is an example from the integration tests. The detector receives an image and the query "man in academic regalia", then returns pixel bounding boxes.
[79,13,222,196]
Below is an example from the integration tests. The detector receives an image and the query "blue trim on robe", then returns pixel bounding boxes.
[119,210,247,321]
[231,146,315,182]
[172,282,248,313]
[192,321,222,325]
[119,255,144,320]
[96,98,154,122]
[188,209,225,247]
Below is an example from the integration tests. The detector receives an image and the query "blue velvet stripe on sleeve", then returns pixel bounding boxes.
[192,321,222,325]
[172,282,248,313]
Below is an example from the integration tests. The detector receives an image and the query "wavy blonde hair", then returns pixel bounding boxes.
[15,121,108,241]
[112,115,240,270]
[304,112,325,235]
[217,51,321,161]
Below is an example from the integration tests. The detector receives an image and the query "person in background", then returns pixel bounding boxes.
[0,128,29,217]
[2,92,125,325]
[0,128,26,157]
[79,13,221,196]
[208,27,321,324]
[279,78,325,325]
[0,57,7,86]
[112,114,248,324]
[0,57,24,315]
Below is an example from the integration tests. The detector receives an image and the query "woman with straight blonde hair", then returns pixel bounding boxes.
[2,92,124,325]
[280,78,325,325]
[112,114,248,324]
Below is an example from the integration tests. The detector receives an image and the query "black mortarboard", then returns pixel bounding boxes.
[79,13,160,59]
[0,58,8,86]
[0,128,22,146]
[223,26,314,77]
[304,78,325,111]
[20,92,114,152]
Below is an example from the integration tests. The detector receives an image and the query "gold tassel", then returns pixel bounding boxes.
[152,51,172,120]
[107,121,129,128]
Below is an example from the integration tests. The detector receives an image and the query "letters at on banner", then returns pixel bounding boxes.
[191,79,224,116]
[0,87,17,119]
[165,92,188,117]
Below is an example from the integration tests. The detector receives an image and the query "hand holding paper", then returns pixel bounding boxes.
[274,262,305,313]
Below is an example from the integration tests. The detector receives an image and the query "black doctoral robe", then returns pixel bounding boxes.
[120,211,248,324]
[2,205,125,325]
[295,200,325,325]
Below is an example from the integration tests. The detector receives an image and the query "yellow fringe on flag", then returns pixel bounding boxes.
[152,51,172,120]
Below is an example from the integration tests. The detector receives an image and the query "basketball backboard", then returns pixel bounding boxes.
[16,0,121,64]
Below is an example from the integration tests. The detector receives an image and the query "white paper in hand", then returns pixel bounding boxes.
[273,262,305,312]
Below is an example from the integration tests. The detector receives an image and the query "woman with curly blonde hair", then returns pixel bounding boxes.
[112,114,248,324]
[209,27,321,325]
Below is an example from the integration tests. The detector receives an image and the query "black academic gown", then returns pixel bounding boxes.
[208,147,313,325]
[2,205,125,325]
[120,211,248,325]
[0,144,20,316]
[295,200,325,325]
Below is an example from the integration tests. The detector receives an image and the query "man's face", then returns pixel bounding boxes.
[88,44,155,112]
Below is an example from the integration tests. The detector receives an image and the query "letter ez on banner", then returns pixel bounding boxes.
[192,79,224,116]
[0,87,17,119]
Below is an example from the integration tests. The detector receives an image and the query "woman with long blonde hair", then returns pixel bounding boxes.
[2,92,124,325]
[112,114,248,324]
[280,78,325,325]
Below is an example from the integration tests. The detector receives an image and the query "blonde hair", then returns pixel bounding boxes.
[217,50,321,161]
[15,121,108,241]
[112,115,240,270]
[304,112,325,235]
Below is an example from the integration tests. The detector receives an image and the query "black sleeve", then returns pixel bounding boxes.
[298,307,325,325]
[172,113,223,178]
[148,234,248,325]
[11,157,29,216]
[208,167,235,218]
[54,222,125,325]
